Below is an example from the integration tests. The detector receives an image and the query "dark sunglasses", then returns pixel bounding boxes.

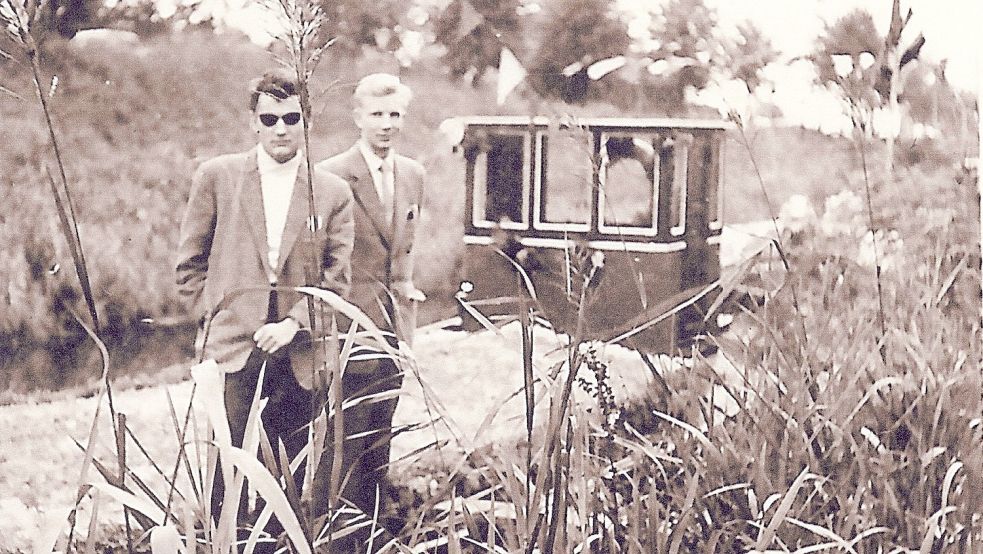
[258,112,302,127]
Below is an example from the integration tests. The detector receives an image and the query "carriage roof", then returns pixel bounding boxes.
[458,115,732,131]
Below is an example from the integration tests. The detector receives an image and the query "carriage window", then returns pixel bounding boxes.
[666,134,690,236]
[537,128,593,228]
[471,133,529,229]
[599,134,658,233]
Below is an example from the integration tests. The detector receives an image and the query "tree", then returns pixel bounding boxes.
[19,0,102,40]
[812,1,926,175]
[317,0,407,55]
[727,21,779,92]
[527,0,630,103]
[813,9,882,86]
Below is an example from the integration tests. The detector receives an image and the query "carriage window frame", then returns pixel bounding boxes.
[597,132,660,238]
[469,131,531,231]
[666,133,690,237]
[708,134,723,231]
[532,128,594,233]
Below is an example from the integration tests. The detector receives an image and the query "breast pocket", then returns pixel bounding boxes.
[401,203,420,252]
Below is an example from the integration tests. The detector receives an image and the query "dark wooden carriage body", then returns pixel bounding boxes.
[455,116,727,353]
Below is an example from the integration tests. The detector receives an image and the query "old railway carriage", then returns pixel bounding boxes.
[455,116,727,354]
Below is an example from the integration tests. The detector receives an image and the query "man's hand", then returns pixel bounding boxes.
[253,317,301,354]
[392,280,426,302]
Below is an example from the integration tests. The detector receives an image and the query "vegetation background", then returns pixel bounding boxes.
[3,0,974,393]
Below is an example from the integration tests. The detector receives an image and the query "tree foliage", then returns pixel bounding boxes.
[527,0,629,103]
[635,0,776,113]
[318,0,406,55]
[28,0,102,39]
[813,5,925,103]
[727,21,779,91]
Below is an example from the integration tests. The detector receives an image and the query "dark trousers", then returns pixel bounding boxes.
[210,349,316,540]
[311,349,404,551]
[338,356,403,512]
[210,291,318,545]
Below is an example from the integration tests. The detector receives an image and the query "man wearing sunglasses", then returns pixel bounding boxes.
[313,72,426,540]
[175,69,354,546]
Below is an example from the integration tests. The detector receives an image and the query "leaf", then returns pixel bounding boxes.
[934,255,967,306]
[703,482,751,500]
[705,246,765,321]
[45,167,100,332]
[667,473,699,554]
[223,446,313,554]
[89,482,165,524]
[492,246,538,301]
[190,359,231,447]
[786,517,852,552]
[84,488,101,554]
[294,286,399,357]
[650,409,715,452]
[457,296,506,337]
[938,461,964,535]
[920,506,957,553]
[844,377,904,426]
[920,446,947,468]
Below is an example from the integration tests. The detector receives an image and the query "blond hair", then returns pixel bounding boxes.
[352,73,412,108]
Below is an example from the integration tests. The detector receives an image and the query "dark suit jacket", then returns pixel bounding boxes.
[315,144,424,339]
[176,147,354,389]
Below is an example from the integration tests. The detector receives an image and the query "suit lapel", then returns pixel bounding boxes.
[344,146,393,246]
[237,149,275,280]
[277,165,311,281]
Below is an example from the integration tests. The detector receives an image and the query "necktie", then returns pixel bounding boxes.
[379,159,394,225]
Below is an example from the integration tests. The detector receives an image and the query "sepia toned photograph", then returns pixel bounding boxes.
[0,0,980,551]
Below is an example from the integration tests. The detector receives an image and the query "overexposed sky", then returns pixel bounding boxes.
[700,0,979,92]
[612,0,979,134]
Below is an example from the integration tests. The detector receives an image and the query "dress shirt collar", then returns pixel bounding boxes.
[357,140,395,174]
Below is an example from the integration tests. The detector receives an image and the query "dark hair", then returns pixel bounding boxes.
[248,70,301,112]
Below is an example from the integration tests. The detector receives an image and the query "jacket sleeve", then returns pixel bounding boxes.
[287,175,354,326]
[175,162,216,322]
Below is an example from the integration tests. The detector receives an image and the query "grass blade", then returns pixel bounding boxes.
[754,467,816,550]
